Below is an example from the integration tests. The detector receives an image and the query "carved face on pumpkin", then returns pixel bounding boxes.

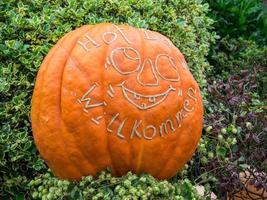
[31,23,203,181]
[108,46,183,110]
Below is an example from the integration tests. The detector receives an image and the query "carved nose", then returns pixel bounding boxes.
[137,58,159,86]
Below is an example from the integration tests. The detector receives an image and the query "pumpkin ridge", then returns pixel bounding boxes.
[135,31,146,174]
[37,26,92,179]
[157,77,203,178]
[33,32,81,177]
[57,26,98,177]
[50,29,87,178]
[34,32,71,142]
[154,69,187,178]
[58,51,99,176]
[33,33,74,178]
[33,45,62,171]
[103,25,117,176]
[59,24,121,176]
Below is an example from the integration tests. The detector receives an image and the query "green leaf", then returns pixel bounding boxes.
[15,194,25,200]
[176,19,186,26]
[216,146,227,157]
[70,186,83,200]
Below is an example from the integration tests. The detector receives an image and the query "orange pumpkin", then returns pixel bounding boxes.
[31,23,203,180]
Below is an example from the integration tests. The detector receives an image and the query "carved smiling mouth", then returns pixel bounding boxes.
[117,81,176,110]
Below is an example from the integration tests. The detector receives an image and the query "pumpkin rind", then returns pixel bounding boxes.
[31,23,203,180]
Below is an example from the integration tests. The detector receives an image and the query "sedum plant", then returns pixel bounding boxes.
[28,170,204,200]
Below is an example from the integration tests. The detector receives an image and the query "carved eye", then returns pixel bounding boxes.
[109,47,141,75]
[155,54,180,82]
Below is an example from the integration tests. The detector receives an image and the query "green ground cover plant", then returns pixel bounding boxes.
[28,171,202,200]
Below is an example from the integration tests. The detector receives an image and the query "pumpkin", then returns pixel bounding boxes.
[31,23,203,180]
